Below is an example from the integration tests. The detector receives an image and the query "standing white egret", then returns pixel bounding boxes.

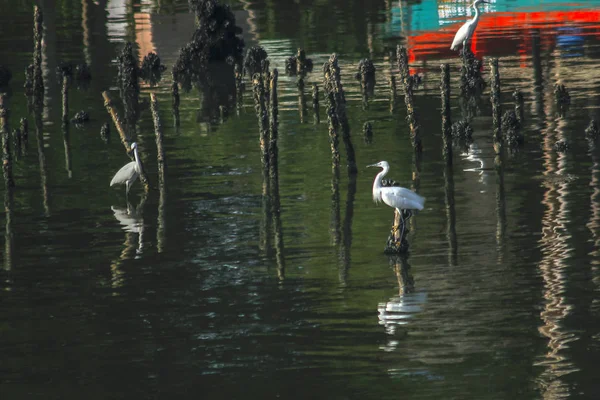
[110,142,141,198]
[450,0,489,51]
[368,161,425,241]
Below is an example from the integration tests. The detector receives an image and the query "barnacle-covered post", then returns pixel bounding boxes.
[489,58,503,154]
[324,54,357,174]
[396,46,422,154]
[268,69,285,279]
[0,94,14,188]
[33,6,44,108]
[441,63,452,165]
[150,93,167,252]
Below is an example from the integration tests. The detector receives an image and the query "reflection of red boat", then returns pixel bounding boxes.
[407,10,600,63]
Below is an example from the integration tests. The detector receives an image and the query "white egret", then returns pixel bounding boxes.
[368,161,425,242]
[450,0,489,52]
[110,142,141,198]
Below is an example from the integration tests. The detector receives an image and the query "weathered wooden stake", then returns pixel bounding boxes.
[441,64,452,165]
[252,74,269,169]
[61,73,70,124]
[33,6,44,108]
[397,46,422,154]
[490,58,503,154]
[171,72,180,130]
[150,93,167,252]
[0,95,14,188]
[19,118,28,150]
[324,54,357,174]
[268,69,285,278]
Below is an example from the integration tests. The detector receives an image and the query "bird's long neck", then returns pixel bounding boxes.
[472,2,482,23]
[133,147,141,169]
[372,166,388,202]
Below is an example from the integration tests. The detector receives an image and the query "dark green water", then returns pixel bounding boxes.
[1,0,600,398]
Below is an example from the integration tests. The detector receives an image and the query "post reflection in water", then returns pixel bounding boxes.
[4,187,14,273]
[330,162,341,247]
[535,85,578,397]
[110,196,146,289]
[62,122,73,178]
[378,254,425,352]
[444,162,457,265]
[34,108,50,216]
[338,173,357,285]
[587,140,600,291]
[495,153,507,256]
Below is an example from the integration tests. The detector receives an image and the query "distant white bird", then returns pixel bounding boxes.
[110,142,141,198]
[368,161,425,241]
[450,0,489,52]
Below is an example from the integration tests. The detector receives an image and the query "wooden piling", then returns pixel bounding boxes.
[150,93,167,253]
[252,74,269,169]
[389,75,397,113]
[0,94,14,188]
[323,54,357,174]
[441,64,452,165]
[297,76,307,123]
[62,121,72,178]
[19,118,28,150]
[61,73,70,124]
[397,46,422,154]
[150,93,166,185]
[33,6,44,107]
[268,69,285,278]
[489,58,503,154]
[171,72,180,130]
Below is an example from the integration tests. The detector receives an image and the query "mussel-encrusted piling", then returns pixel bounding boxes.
[100,122,110,143]
[150,93,167,252]
[268,70,285,278]
[397,46,422,154]
[459,48,485,96]
[140,52,166,86]
[20,118,28,150]
[489,58,503,154]
[252,74,269,169]
[441,64,452,165]
[61,70,71,124]
[102,91,150,193]
[356,58,375,109]
[324,90,340,167]
[312,83,320,124]
[323,54,357,174]
[234,63,244,115]
[33,6,44,108]
[172,71,180,130]
[117,42,140,137]
[150,93,167,185]
[0,94,15,188]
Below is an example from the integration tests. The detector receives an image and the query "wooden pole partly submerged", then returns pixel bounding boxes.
[150,93,167,252]
[0,94,15,188]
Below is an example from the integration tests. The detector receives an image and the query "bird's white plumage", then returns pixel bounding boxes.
[110,161,138,186]
[110,142,141,196]
[368,161,425,212]
[450,0,486,51]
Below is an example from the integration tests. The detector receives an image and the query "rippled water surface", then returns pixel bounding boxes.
[1,0,600,398]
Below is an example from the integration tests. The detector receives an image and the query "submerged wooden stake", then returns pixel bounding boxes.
[490,58,503,154]
[441,64,452,165]
[0,94,15,188]
[150,93,167,252]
